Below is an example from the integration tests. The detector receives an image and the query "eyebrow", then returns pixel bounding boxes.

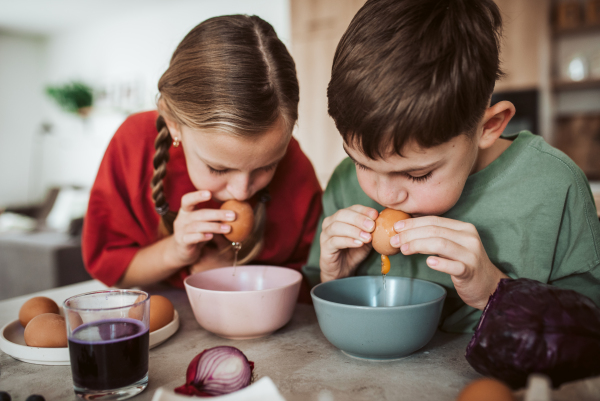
[343,145,439,174]
[201,155,285,171]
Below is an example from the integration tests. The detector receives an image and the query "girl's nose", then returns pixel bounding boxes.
[228,174,252,201]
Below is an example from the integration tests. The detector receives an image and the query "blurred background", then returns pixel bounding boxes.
[0,0,599,298]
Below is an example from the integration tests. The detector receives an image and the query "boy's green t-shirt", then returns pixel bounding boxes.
[303,131,600,333]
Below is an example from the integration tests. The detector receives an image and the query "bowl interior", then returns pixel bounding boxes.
[185,265,301,292]
[312,276,446,307]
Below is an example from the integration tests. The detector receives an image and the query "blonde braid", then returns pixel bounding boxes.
[151,115,178,236]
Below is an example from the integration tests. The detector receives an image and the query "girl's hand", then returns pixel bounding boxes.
[188,234,235,274]
[391,216,508,310]
[167,190,235,267]
[319,205,378,282]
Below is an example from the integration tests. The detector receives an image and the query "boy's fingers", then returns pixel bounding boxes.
[323,235,365,253]
[400,237,474,266]
[324,208,376,233]
[394,215,473,233]
[347,204,379,221]
[392,225,471,249]
[426,256,467,277]
[180,190,212,212]
[323,220,372,243]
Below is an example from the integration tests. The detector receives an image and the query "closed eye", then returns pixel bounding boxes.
[208,166,230,175]
[407,171,432,183]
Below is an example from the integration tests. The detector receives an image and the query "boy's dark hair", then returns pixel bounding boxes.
[328,0,504,159]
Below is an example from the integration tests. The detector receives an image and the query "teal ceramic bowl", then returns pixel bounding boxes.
[311,276,447,360]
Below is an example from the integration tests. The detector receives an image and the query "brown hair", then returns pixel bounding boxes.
[151,15,299,264]
[327,0,504,159]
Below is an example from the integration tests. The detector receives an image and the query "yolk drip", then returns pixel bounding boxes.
[381,254,391,275]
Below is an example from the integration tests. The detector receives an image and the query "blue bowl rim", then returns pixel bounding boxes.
[310,276,447,311]
[184,265,302,295]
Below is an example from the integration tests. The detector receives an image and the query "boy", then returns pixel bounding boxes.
[302,0,600,333]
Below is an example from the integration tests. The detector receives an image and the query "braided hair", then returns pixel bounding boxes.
[152,15,299,265]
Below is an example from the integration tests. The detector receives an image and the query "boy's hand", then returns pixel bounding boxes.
[391,216,508,310]
[319,205,379,282]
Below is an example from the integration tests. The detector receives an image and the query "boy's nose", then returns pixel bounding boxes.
[377,184,407,207]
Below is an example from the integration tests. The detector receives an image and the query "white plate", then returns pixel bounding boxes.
[0,310,179,365]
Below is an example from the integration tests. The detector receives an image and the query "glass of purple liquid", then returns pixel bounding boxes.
[63,290,150,400]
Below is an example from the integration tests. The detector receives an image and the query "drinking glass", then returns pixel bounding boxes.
[63,290,150,400]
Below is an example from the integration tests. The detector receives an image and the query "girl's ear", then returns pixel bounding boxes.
[163,115,181,138]
[478,101,516,149]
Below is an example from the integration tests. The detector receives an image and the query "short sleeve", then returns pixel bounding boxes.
[549,174,600,306]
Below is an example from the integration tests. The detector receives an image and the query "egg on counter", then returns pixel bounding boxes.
[149,295,175,332]
[220,200,254,243]
[372,208,411,256]
[23,313,67,348]
[456,378,515,401]
[18,297,59,327]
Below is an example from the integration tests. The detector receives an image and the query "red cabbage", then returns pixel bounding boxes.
[174,346,254,397]
[465,278,600,389]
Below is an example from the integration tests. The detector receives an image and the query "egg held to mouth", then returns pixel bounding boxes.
[372,208,411,256]
[220,200,254,243]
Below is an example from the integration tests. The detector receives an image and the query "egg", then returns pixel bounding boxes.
[24,313,67,348]
[372,208,411,256]
[220,200,254,243]
[128,294,148,321]
[149,295,174,332]
[456,378,515,401]
[19,297,60,327]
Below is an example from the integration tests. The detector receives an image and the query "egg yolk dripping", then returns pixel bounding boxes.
[381,255,391,275]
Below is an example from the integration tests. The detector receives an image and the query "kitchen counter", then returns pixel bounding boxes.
[1,281,599,401]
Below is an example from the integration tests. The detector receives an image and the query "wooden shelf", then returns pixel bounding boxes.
[552,78,600,91]
[553,24,600,37]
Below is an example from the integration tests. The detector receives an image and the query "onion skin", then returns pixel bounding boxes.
[174,346,254,397]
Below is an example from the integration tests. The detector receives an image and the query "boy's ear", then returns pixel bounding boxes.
[478,101,516,149]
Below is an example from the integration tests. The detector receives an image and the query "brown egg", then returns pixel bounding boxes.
[19,296,60,327]
[67,311,84,331]
[372,208,411,256]
[456,378,515,401]
[24,313,67,348]
[220,200,254,243]
[128,294,148,321]
[149,295,174,332]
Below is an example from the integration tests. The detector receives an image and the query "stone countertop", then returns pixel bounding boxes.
[1,281,599,401]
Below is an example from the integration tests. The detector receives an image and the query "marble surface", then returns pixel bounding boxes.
[0,280,599,401]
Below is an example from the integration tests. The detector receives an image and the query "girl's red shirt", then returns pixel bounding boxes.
[82,111,323,302]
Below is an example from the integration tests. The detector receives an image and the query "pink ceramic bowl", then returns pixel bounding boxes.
[184,265,302,340]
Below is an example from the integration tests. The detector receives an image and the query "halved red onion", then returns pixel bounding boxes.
[174,346,254,397]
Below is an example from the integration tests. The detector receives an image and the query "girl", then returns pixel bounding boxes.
[82,15,322,302]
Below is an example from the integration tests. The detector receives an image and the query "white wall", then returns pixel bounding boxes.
[0,0,291,207]
[0,32,46,206]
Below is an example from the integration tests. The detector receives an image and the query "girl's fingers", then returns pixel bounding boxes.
[426,256,467,277]
[185,221,231,235]
[182,232,213,245]
[188,208,236,222]
[180,190,212,212]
